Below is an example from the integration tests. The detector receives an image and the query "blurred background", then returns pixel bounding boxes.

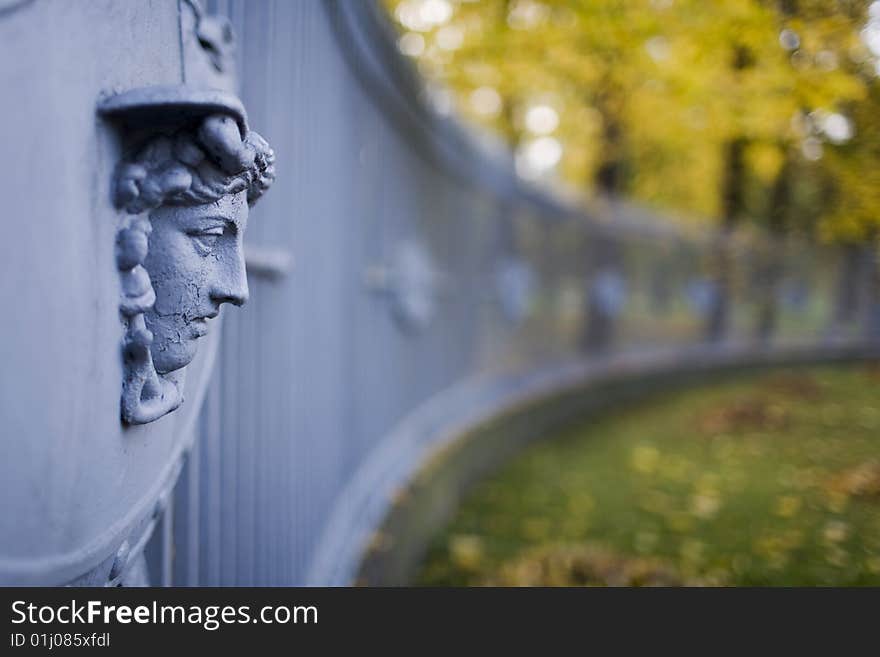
[385,0,880,243]
[375,0,880,586]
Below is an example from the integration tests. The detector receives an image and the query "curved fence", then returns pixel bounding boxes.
[155,0,878,586]
[0,0,877,587]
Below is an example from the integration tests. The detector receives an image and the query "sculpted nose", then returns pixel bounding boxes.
[213,282,248,307]
[211,251,249,307]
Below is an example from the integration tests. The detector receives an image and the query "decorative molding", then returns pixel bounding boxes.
[244,244,294,280]
[589,267,628,319]
[180,0,238,92]
[494,257,536,324]
[183,0,236,74]
[99,85,275,425]
[59,457,183,587]
[365,240,443,333]
[0,0,33,19]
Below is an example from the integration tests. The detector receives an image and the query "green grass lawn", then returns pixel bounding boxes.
[418,363,880,586]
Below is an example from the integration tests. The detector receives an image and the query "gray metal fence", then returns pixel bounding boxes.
[154,1,878,586]
[1,0,876,587]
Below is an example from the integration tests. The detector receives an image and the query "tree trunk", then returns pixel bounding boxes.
[706,137,748,341]
[755,151,793,342]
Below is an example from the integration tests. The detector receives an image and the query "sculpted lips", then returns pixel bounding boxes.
[190,310,219,338]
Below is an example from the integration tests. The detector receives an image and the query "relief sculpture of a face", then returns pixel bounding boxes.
[145,191,249,374]
[107,96,275,424]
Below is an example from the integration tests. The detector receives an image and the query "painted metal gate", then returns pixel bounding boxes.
[0,0,877,587]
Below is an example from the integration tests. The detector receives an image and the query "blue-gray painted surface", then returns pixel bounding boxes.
[0,0,877,587]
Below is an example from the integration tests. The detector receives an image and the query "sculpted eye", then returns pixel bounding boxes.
[189,226,225,254]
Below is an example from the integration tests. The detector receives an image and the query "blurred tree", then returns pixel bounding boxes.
[384,0,877,242]
[822,82,880,242]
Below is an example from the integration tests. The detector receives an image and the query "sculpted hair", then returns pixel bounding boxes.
[114,114,275,215]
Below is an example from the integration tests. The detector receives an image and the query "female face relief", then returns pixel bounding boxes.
[143,191,249,375]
